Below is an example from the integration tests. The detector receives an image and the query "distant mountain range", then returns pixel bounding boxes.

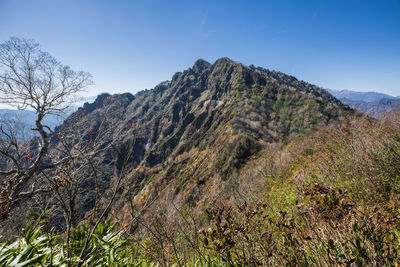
[0,96,97,132]
[327,89,399,102]
[328,89,400,117]
[0,109,62,131]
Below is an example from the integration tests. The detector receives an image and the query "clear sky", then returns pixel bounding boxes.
[0,0,399,97]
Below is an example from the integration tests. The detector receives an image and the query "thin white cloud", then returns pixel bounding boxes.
[200,14,208,29]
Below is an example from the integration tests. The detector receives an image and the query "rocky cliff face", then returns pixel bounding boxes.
[60,57,351,165]
[5,58,356,231]
[53,58,355,224]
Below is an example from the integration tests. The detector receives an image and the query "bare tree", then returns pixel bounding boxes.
[0,37,92,221]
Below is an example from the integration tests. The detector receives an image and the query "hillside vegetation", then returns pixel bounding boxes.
[1,111,399,266]
[1,58,399,266]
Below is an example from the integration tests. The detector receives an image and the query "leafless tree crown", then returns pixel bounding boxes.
[0,37,93,222]
[0,37,93,115]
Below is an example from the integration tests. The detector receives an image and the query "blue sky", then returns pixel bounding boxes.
[0,0,399,97]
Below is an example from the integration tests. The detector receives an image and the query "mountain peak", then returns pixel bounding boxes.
[45,58,354,228]
[80,92,134,112]
[192,58,211,72]
[213,57,236,66]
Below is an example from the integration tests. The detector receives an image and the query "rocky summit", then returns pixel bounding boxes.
[29,57,352,227]
[2,57,355,235]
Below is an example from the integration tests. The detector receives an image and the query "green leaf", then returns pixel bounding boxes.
[14,254,46,267]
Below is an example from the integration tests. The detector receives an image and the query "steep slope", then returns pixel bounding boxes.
[4,58,356,231]
[58,57,352,168]
[50,58,353,224]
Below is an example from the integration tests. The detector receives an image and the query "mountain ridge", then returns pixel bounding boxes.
[48,57,355,226]
[2,57,357,236]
